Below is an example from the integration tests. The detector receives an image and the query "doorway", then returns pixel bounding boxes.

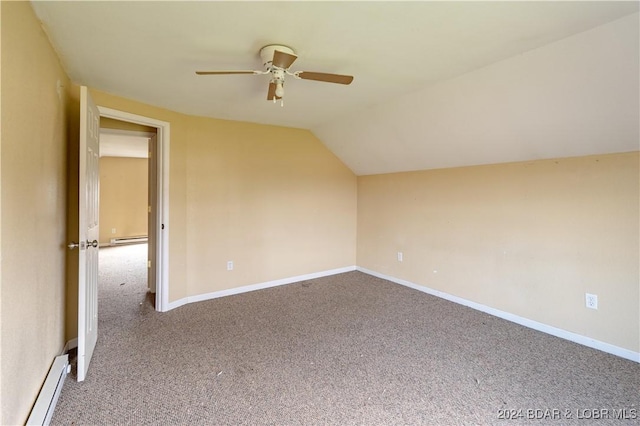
[97,107,170,312]
[99,124,154,304]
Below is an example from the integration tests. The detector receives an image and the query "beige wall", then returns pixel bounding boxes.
[184,115,357,295]
[1,2,70,424]
[99,157,148,244]
[357,152,639,353]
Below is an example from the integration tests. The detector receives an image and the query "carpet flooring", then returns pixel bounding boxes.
[52,245,639,425]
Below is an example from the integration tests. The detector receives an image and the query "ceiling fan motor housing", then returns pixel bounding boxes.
[260,44,295,68]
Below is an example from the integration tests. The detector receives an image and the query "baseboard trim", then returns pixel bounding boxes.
[357,267,640,363]
[167,266,357,311]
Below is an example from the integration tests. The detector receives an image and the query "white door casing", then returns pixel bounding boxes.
[148,134,158,293]
[77,86,100,382]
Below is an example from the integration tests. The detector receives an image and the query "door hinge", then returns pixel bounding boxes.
[148,206,152,213]
[147,260,151,268]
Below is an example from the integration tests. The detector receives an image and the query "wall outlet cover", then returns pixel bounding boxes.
[585,293,598,310]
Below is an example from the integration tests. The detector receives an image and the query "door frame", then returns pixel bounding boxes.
[98,106,170,312]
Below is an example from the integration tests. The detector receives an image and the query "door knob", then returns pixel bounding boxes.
[68,241,80,250]
[88,240,99,248]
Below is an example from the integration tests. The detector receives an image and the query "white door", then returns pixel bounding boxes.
[77,86,100,382]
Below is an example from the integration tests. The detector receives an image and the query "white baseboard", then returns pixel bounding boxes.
[167,266,357,311]
[357,267,640,363]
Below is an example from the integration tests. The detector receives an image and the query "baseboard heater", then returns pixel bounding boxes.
[26,354,69,426]
[110,235,148,246]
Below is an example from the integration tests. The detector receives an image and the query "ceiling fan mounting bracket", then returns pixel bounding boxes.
[271,68,286,82]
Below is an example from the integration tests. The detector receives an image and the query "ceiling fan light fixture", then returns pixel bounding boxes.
[196,43,354,105]
[275,82,284,98]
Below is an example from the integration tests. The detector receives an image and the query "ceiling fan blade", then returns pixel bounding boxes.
[267,82,275,100]
[272,50,298,69]
[195,71,257,75]
[267,82,282,100]
[297,72,354,85]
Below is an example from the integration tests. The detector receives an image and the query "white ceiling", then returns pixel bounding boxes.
[31,1,639,174]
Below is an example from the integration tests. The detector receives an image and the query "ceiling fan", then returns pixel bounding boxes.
[196,44,354,106]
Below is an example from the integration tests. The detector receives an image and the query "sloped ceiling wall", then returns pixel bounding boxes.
[313,13,639,176]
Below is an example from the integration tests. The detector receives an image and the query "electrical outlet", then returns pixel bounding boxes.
[227,261,234,271]
[585,293,598,310]
[397,252,403,262]
[111,228,116,234]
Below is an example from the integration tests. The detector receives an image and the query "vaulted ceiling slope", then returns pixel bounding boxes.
[31,1,639,175]
[315,12,640,175]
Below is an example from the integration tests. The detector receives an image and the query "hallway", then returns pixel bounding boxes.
[98,244,155,342]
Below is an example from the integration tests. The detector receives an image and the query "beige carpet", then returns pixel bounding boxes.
[52,244,639,425]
